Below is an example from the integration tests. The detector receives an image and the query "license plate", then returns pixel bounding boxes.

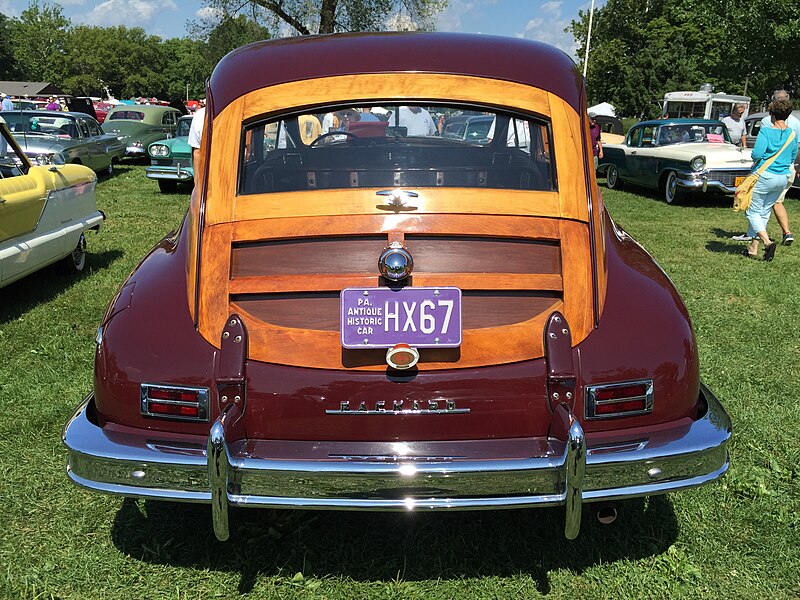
[340,287,462,349]
[735,176,745,186]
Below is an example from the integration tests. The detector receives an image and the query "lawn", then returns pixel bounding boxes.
[1,164,798,599]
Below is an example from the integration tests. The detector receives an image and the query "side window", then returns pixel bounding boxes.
[627,127,642,147]
[78,119,91,138]
[640,126,656,146]
[162,112,175,126]
[86,120,101,137]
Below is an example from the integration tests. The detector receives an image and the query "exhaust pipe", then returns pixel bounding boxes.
[596,504,617,525]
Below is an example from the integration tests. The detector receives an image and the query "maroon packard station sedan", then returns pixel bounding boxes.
[63,33,731,540]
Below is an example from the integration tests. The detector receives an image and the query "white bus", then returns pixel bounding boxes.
[662,84,750,120]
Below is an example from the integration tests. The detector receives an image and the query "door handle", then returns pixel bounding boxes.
[0,197,6,204]
[630,151,637,155]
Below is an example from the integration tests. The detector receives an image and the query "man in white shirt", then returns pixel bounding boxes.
[188,105,205,182]
[396,106,436,136]
[721,103,747,148]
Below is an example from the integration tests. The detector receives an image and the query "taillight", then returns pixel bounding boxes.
[585,380,653,419]
[140,383,210,422]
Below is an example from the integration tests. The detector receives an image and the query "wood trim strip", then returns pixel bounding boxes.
[230,213,562,242]
[232,188,563,222]
[228,273,564,294]
[559,219,593,343]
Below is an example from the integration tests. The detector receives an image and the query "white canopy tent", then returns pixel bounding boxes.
[588,102,617,117]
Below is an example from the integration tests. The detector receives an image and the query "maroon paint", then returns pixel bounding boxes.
[208,33,584,119]
[94,208,701,442]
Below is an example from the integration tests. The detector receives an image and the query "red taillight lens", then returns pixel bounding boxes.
[147,387,200,403]
[141,384,209,422]
[586,380,653,419]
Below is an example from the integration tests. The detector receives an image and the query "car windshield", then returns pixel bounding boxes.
[2,113,80,139]
[240,103,555,194]
[176,118,191,137]
[657,123,729,145]
[109,110,145,121]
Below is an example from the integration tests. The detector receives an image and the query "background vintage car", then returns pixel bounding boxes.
[63,34,730,542]
[745,110,800,190]
[1,110,125,174]
[101,104,184,157]
[0,122,104,288]
[441,113,494,141]
[145,114,193,193]
[599,118,753,203]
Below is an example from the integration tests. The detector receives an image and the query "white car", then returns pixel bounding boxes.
[599,119,753,203]
[0,122,104,289]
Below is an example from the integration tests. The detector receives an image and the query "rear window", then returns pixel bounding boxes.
[109,110,145,121]
[239,103,555,195]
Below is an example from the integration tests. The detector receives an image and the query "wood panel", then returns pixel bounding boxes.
[230,214,562,243]
[197,223,233,345]
[232,293,561,331]
[232,188,562,222]
[559,219,593,341]
[204,74,588,227]
[230,235,561,278]
[228,273,564,294]
[233,302,562,370]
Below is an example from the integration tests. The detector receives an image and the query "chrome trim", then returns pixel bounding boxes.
[326,399,469,415]
[585,379,654,420]
[208,406,233,541]
[563,407,586,539]
[63,383,730,541]
[145,166,193,181]
[140,383,210,422]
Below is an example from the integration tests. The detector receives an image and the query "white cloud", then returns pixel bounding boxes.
[80,0,177,28]
[436,0,475,32]
[0,0,19,17]
[194,5,221,21]
[59,0,87,7]
[516,1,578,58]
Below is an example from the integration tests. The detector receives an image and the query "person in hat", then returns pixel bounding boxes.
[589,111,603,170]
[1,93,13,111]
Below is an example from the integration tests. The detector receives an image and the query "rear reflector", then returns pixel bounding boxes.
[585,380,653,419]
[141,383,210,422]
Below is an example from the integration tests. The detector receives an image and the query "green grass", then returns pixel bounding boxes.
[1,165,799,599]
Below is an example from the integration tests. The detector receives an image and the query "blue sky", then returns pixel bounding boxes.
[1,0,592,59]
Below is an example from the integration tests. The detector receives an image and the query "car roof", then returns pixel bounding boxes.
[634,118,725,127]
[208,32,582,118]
[0,109,94,120]
[746,110,800,121]
[107,104,179,114]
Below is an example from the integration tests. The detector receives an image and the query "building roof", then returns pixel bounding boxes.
[0,81,67,98]
[208,32,583,118]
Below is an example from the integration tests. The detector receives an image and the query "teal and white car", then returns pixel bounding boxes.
[145,115,193,193]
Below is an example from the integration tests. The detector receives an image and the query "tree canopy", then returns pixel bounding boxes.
[192,0,447,37]
[3,0,448,100]
[570,0,800,117]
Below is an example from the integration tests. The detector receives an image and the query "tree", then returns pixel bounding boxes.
[0,15,21,79]
[61,25,168,98]
[200,14,272,71]
[192,0,447,38]
[11,0,71,83]
[569,0,800,116]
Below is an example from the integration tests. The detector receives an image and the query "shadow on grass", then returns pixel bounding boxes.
[112,497,678,593]
[0,249,123,324]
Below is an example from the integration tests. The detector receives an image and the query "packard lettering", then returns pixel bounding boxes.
[326,399,470,415]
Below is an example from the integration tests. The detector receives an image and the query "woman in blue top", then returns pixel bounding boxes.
[745,99,798,260]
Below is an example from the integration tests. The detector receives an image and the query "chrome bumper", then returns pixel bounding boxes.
[675,170,750,194]
[145,165,193,181]
[63,383,730,541]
